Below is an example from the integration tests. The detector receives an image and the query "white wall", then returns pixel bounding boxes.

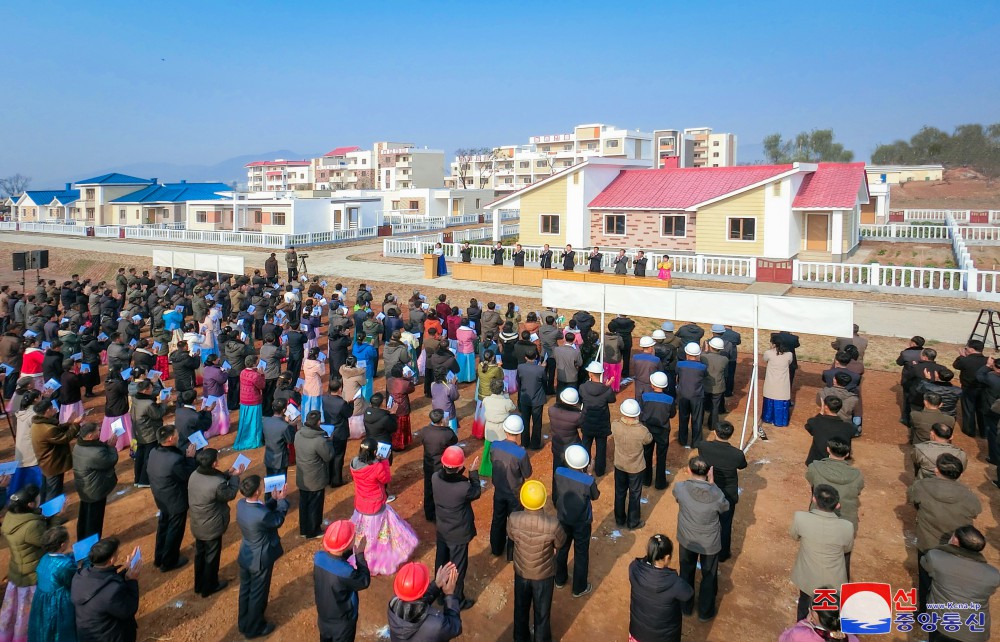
[762,177,793,258]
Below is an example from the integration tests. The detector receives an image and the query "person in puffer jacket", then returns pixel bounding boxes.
[72,421,119,540]
[70,536,141,642]
[387,561,462,642]
[628,534,693,642]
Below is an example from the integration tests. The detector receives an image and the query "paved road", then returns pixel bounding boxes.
[0,233,984,342]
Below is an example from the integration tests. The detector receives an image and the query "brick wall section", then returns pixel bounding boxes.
[589,209,697,251]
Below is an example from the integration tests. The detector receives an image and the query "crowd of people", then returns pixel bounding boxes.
[0,256,995,642]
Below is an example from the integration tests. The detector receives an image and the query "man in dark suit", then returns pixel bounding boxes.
[236,475,289,639]
[147,425,198,571]
[516,347,547,450]
[492,242,505,266]
[560,245,576,271]
[512,243,525,267]
[322,378,354,484]
[953,339,987,437]
[696,421,748,562]
[804,397,856,465]
[173,390,211,450]
[422,409,458,522]
[283,324,308,380]
[539,243,553,269]
[433,447,482,610]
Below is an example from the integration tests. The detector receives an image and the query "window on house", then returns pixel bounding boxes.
[713,141,720,146]
[540,214,560,234]
[572,172,579,185]
[475,199,481,208]
[659,136,675,146]
[713,152,720,157]
[606,139,620,148]
[196,210,207,223]
[587,143,596,150]
[712,164,719,167]
[521,177,531,184]
[563,144,572,151]
[504,178,513,184]
[660,215,686,237]
[729,217,756,241]
[604,213,626,235]
[536,160,547,168]
[86,189,95,200]
[391,200,400,210]
[254,210,262,224]
[118,208,125,218]
[409,201,419,210]
[519,161,530,169]
[273,211,286,226]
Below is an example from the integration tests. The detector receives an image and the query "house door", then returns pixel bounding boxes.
[806,214,829,251]
[860,201,876,224]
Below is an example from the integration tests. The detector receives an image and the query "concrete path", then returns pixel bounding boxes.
[0,232,986,343]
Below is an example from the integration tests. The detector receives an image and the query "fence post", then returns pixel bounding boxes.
[791,259,799,281]
[868,263,880,287]
[889,223,898,238]
[695,255,705,274]
[966,266,979,296]
[748,258,756,279]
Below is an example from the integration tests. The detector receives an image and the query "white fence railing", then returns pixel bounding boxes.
[794,261,966,293]
[11,222,88,235]
[860,224,950,240]
[391,222,442,234]
[383,239,754,280]
[287,227,378,246]
[893,209,1000,224]
[483,209,520,223]
[446,214,481,226]
[451,225,517,242]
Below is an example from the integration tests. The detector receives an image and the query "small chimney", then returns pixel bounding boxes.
[180,179,187,184]
[151,177,158,184]
[65,183,72,191]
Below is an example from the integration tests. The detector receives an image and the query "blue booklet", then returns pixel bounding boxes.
[73,534,100,562]
[40,494,66,517]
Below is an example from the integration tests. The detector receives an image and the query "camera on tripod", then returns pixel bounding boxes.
[299,253,309,259]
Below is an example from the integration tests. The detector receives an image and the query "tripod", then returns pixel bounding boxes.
[298,255,309,279]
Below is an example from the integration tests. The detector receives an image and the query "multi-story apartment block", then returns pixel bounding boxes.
[653,127,738,169]
[448,123,653,193]
[374,143,446,190]
[313,146,376,190]
[245,159,313,192]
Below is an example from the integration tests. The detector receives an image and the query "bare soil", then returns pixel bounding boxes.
[890,169,1000,210]
[0,246,997,642]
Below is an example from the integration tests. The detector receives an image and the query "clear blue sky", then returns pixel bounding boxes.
[2,1,998,186]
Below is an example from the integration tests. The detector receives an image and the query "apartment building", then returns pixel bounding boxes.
[653,127,738,169]
[448,123,652,193]
[375,144,446,190]
[245,159,313,192]
[313,146,375,190]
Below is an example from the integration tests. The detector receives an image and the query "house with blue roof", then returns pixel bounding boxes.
[72,173,156,225]
[110,180,230,225]
[12,184,80,221]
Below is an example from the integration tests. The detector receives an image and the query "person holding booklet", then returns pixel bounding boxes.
[147,425,198,572]
[236,475,289,639]
[101,365,133,451]
[30,398,82,503]
[72,421,120,540]
[233,356,266,451]
[201,355,231,437]
[188,447,246,598]
[70,537,142,642]
[26,525,76,642]
[301,347,324,418]
[295,411,337,538]
[349,438,419,575]
[0,485,52,641]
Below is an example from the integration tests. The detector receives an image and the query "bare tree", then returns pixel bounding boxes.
[476,147,501,189]
[0,173,31,198]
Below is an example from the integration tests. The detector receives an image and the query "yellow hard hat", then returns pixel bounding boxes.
[520,480,547,511]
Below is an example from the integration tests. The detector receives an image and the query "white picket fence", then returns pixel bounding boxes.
[860,223,950,240]
[794,261,967,292]
[452,225,519,243]
[896,209,1000,224]
[6,222,89,235]
[483,209,520,223]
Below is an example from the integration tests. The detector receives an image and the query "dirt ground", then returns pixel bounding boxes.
[1,245,998,642]
[890,169,1000,210]
[850,242,958,269]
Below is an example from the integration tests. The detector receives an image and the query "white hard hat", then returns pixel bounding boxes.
[559,388,580,405]
[709,337,725,351]
[564,444,590,470]
[650,371,669,389]
[651,329,666,340]
[661,321,675,332]
[585,361,604,374]
[503,415,524,434]
[620,399,641,418]
[639,336,655,348]
[684,342,702,357]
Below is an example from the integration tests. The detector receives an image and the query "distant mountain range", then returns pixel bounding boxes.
[60,150,322,187]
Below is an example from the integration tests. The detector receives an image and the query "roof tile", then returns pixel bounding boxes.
[792,162,867,209]
[588,165,794,209]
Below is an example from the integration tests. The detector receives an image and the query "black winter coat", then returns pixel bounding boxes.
[71,565,139,642]
[628,558,693,642]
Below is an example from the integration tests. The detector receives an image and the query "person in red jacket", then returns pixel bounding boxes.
[234,356,266,450]
[20,335,45,391]
[349,437,418,576]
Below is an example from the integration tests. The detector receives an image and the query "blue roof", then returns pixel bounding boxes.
[110,182,231,203]
[74,172,155,185]
[22,189,79,205]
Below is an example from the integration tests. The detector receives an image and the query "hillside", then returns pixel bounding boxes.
[890,168,1000,209]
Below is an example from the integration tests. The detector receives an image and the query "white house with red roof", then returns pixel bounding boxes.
[489,160,868,262]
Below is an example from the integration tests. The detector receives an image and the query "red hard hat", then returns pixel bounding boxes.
[322,520,355,554]
[441,445,465,469]
[394,562,431,602]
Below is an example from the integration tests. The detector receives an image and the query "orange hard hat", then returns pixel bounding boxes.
[322,520,355,555]
[393,562,431,602]
[441,445,465,469]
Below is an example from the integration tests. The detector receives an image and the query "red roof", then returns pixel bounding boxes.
[588,164,794,209]
[324,146,361,157]
[792,162,867,209]
[245,160,310,168]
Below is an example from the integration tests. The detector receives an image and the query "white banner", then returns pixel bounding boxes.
[605,285,676,319]
[676,290,757,328]
[757,295,853,337]
[541,280,605,313]
[151,250,246,276]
